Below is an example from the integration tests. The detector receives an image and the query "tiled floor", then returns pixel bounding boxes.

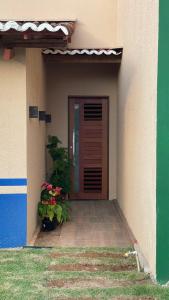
[34,200,132,247]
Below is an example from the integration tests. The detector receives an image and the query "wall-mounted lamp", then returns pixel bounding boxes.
[39,111,46,121]
[29,106,38,118]
[45,114,52,123]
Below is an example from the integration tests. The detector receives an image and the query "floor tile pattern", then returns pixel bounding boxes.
[35,200,132,247]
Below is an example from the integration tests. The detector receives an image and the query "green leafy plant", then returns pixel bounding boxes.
[47,136,71,196]
[38,202,62,222]
[57,197,70,222]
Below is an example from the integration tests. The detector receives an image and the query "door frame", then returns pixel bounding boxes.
[68,95,109,200]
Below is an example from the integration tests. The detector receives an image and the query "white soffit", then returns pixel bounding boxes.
[42,49,122,56]
[0,21,75,36]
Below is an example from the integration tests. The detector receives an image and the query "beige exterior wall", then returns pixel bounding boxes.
[26,49,46,243]
[0,49,27,181]
[46,62,118,200]
[116,0,158,275]
[0,0,118,48]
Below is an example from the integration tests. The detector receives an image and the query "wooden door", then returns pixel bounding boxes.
[69,97,108,200]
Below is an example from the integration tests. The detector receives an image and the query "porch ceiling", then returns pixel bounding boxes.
[0,20,76,48]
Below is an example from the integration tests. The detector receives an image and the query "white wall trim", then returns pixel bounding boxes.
[0,186,27,194]
[0,21,72,35]
[42,48,122,56]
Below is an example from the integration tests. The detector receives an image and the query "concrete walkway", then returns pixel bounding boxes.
[35,200,132,247]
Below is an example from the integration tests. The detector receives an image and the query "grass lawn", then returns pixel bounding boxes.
[0,247,169,300]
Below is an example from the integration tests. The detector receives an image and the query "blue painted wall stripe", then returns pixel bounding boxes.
[0,193,27,199]
[0,194,27,248]
[0,178,27,186]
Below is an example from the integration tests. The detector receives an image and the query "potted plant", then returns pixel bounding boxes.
[46,136,71,197]
[38,136,71,232]
[38,182,70,231]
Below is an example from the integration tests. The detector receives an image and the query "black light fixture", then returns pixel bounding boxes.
[29,106,38,118]
[45,114,52,123]
[39,111,46,121]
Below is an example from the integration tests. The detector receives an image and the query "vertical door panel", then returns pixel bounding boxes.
[69,97,108,200]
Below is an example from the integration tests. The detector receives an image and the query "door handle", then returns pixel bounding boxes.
[72,130,75,166]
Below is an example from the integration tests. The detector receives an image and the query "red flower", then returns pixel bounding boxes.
[50,197,56,205]
[55,187,62,194]
[47,184,53,191]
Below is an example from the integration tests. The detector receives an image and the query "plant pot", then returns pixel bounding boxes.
[41,217,58,231]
